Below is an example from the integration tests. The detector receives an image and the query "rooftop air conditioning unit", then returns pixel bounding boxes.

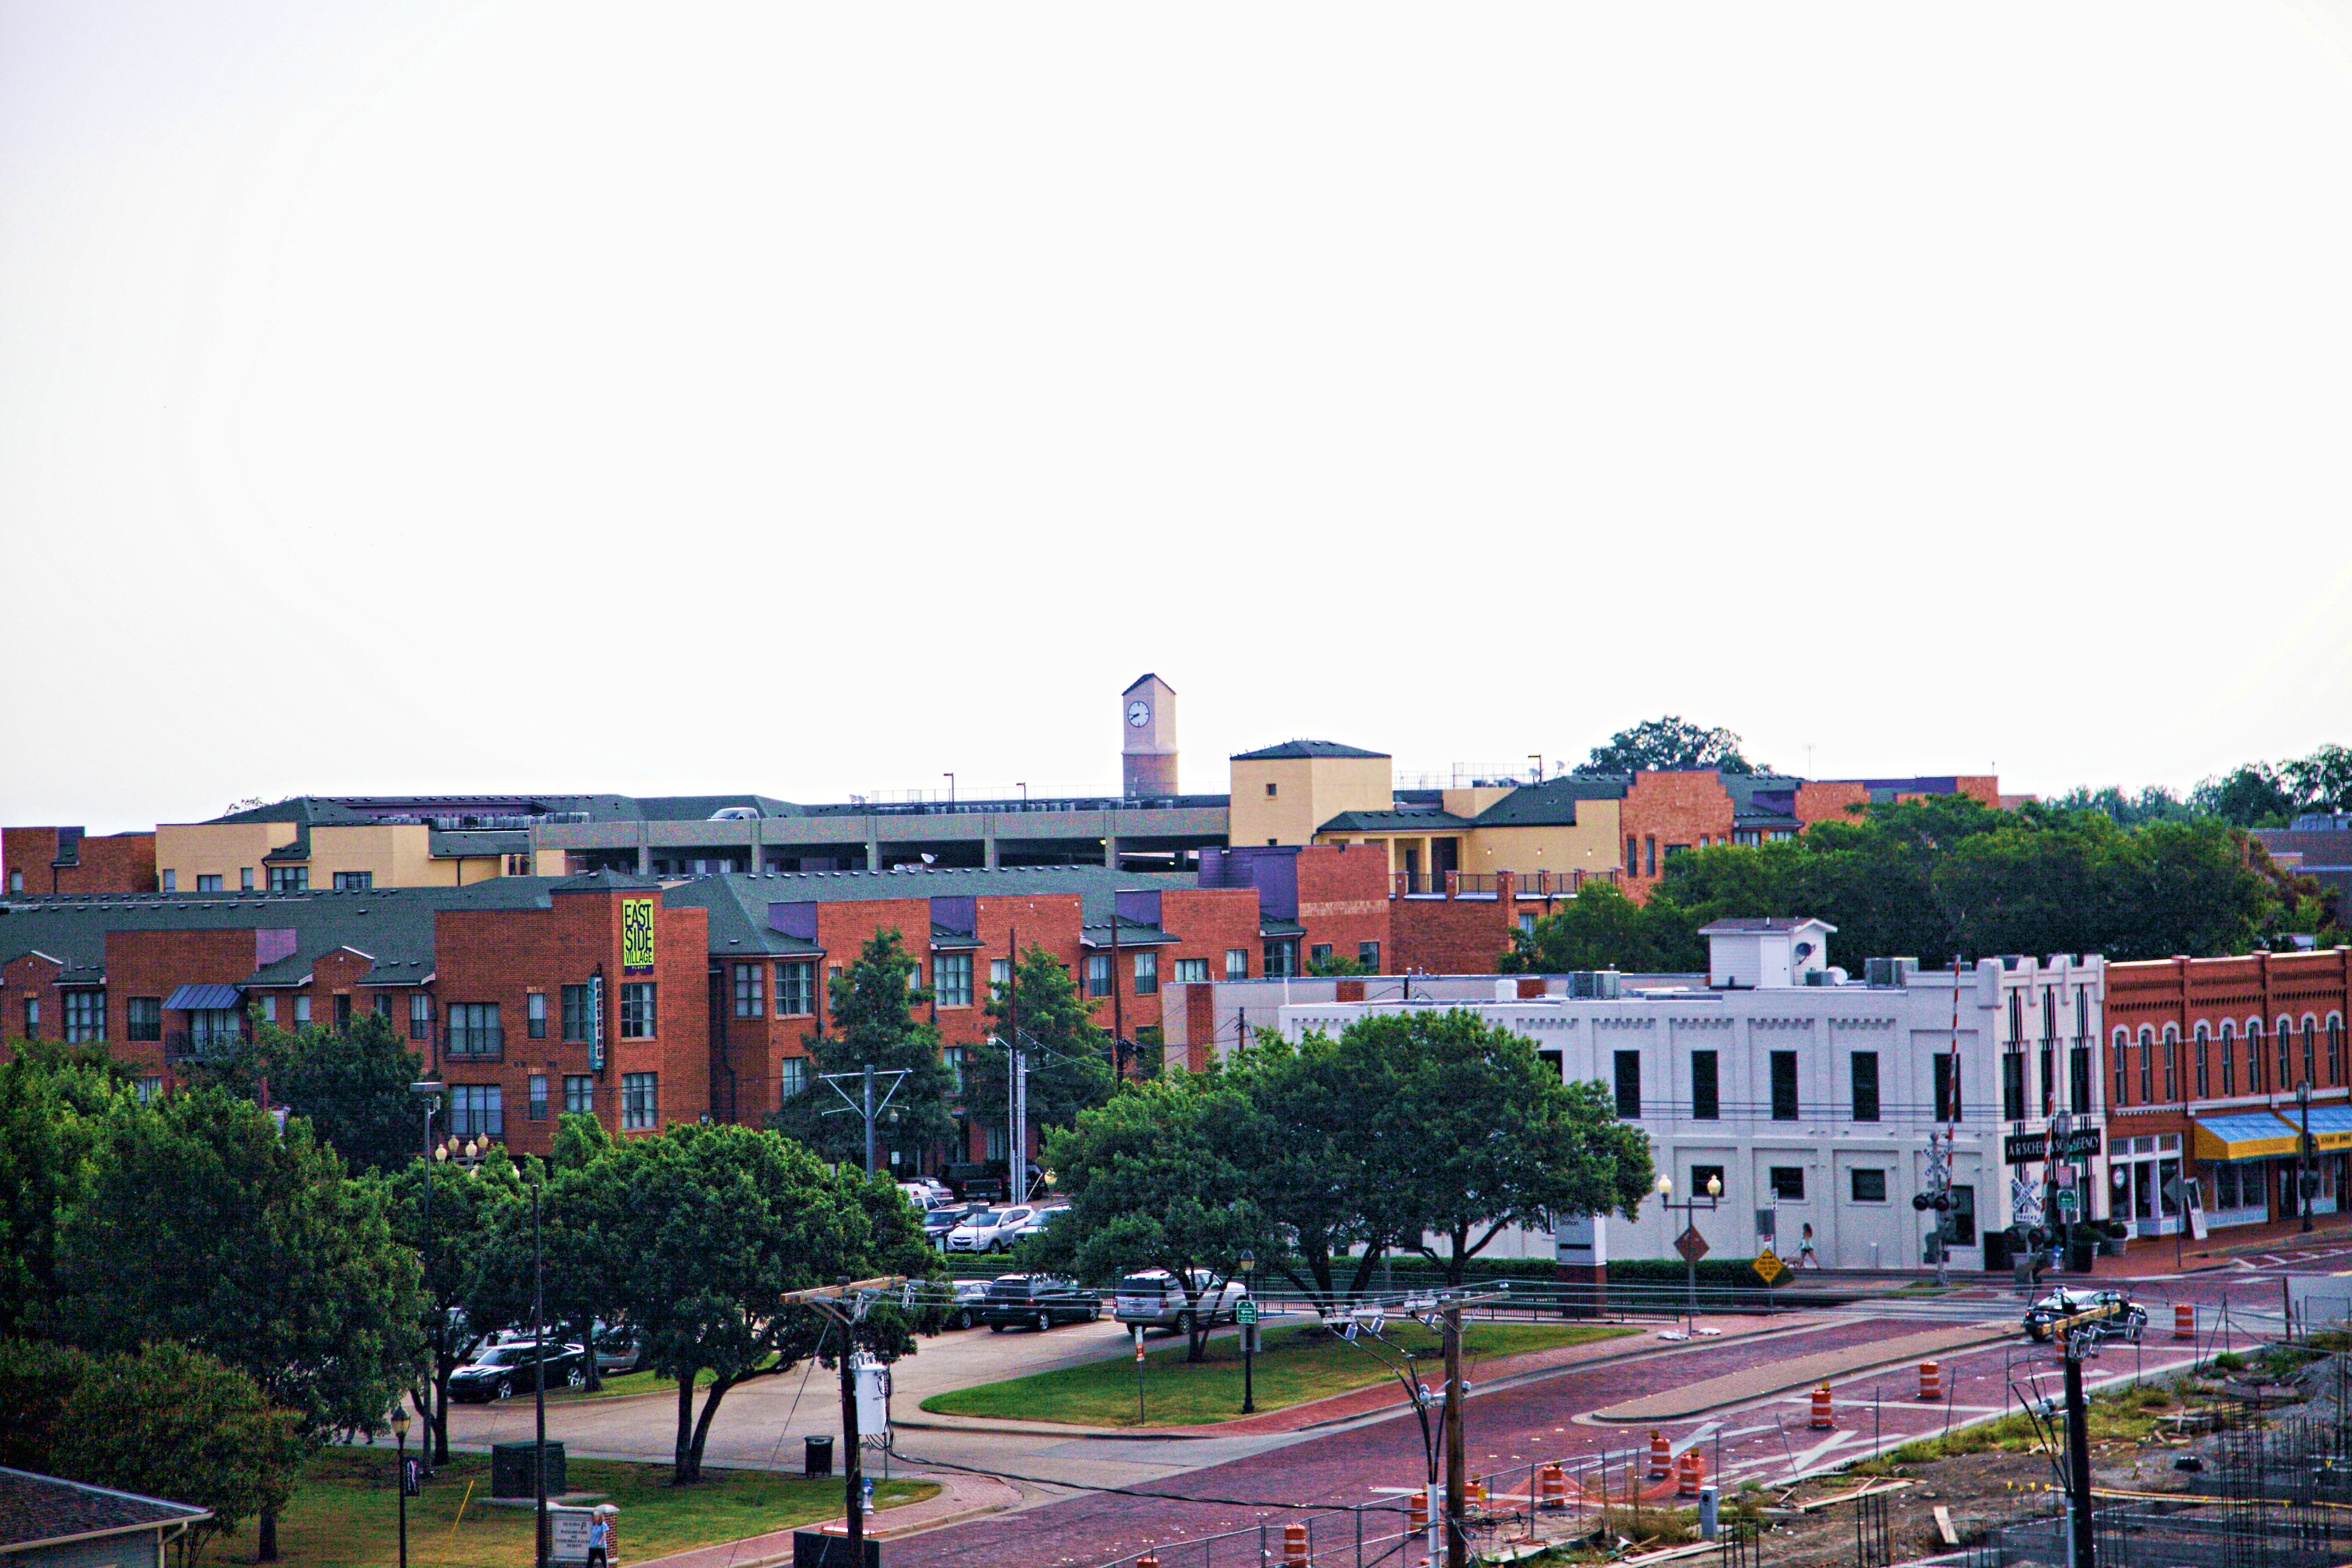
[1865,957,1916,988]
[1566,970,1621,1000]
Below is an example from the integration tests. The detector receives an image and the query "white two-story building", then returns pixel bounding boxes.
[1166,919,2108,1272]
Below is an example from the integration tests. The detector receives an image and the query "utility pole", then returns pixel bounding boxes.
[531,1184,548,1568]
[862,1064,877,1178]
[779,1277,909,1563]
[818,1068,907,1182]
[1443,1299,1467,1568]
[1108,902,1125,1082]
[1008,925,1022,1204]
[2055,1316,2101,1568]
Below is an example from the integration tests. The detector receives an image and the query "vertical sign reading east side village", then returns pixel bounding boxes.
[621,897,656,973]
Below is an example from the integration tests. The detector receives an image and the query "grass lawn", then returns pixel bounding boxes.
[920,1319,1636,1427]
[243,1449,938,1568]
[538,1367,724,1404]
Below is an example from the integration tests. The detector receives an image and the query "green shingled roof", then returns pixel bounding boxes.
[1469,776,1632,828]
[1317,810,1477,833]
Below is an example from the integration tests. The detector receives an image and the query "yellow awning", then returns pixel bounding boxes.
[2190,1111,2299,1162]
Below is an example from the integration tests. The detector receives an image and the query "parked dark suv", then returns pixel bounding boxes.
[978,1274,1101,1332]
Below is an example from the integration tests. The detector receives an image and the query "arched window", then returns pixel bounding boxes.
[2333,1015,2347,1087]
[2194,1023,2211,1100]
[2113,1028,2133,1107]
[2278,1017,2295,1092]
[2303,1015,2318,1091]
[2249,1019,2267,1095]
[2163,1026,2180,1101]
[2140,1027,2156,1103]
[2220,1020,2236,1097]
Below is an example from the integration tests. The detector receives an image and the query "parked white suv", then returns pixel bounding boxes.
[1113,1268,1249,1333]
[945,1206,1037,1253]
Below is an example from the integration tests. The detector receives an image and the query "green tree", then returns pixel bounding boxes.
[1304,950,1366,976]
[581,1123,939,1483]
[2192,763,2299,827]
[1038,1073,1270,1361]
[373,1141,529,1460]
[1575,716,1757,775]
[0,1042,133,1339]
[2045,785,2194,828]
[185,1012,425,1174]
[1368,1011,1654,1282]
[44,1089,423,1559]
[1500,880,1704,973]
[768,930,958,1170]
[52,1341,306,1566]
[963,942,1115,1141]
[2284,744,2352,814]
[0,1336,92,1472]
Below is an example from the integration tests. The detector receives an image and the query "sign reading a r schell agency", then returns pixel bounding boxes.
[621,898,657,973]
[2004,1125,2103,1165]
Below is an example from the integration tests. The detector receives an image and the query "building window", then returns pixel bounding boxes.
[161,870,176,893]
[1644,837,1657,877]
[373,994,394,1023]
[1691,1163,1725,1199]
[1851,1168,1888,1202]
[776,962,816,1017]
[127,997,161,1042]
[1084,955,1112,998]
[1625,836,1637,877]
[63,991,105,1043]
[258,995,278,1025]
[942,1045,965,1093]
[136,1076,163,1104]
[1850,1052,1879,1122]
[5,870,19,894]
[1310,944,1333,969]
[619,983,656,1039]
[2333,1018,2346,1084]
[1690,1050,1719,1120]
[563,1075,594,1115]
[1358,941,1381,973]
[2278,1018,2294,1090]
[241,867,253,891]
[449,1084,503,1139]
[2113,1029,2131,1106]
[2220,1022,2236,1097]
[1263,939,1299,979]
[1613,1050,1641,1119]
[2162,1028,2178,1100]
[623,1072,659,1130]
[1265,782,1277,796]
[521,992,544,1039]
[779,1056,810,1099]
[294,995,311,1028]
[936,953,974,1008]
[411,992,434,1041]
[1934,1054,1963,1121]
[447,1002,500,1057]
[2194,1026,2210,1100]
[2008,989,2024,1044]
[1770,1050,1798,1120]
[2139,1029,2155,1102]
[733,963,766,1019]
[989,958,1011,991]
[2002,1050,2024,1122]
[1173,958,1209,984]
[1132,952,1157,997]
[334,994,351,1032]
[269,866,308,893]
[197,874,223,892]
[333,871,373,891]
[1225,948,1249,980]
[1768,1167,1806,1201]
[528,1075,549,1121]
[2071,1037,2092,1114]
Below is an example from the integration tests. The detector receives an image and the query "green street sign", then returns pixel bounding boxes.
[1236,1299,1259,1324]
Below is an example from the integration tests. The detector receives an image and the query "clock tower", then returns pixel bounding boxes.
[1121,674,1179,797]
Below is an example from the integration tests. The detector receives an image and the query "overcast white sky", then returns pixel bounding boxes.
[5,3,2348,832]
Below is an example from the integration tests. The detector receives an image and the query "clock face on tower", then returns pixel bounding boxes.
[1126,700,1151,729]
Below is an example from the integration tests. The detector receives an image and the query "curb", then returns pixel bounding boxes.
[1586,1321,2017,1424]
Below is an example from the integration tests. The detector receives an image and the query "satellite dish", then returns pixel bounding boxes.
[1795,941,1816,960]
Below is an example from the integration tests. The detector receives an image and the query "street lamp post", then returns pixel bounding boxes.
[390,1404,412,1568]
[408,1080,443,1467]
[1656,1171,1723,1313]
[1237,1250,1257,1414]
[2300,1079,2317,1235]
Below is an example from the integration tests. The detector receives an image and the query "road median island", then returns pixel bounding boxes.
[917,1320,1639,1430]
[1591,1320,2016,1422]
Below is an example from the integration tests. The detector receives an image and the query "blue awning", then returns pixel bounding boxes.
[163,983,243,1011]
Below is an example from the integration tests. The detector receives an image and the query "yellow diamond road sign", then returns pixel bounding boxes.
[1753,1248,1787,1285]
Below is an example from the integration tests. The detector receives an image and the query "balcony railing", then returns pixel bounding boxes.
[165,1029,244,1060]
[443,1026,504,1060]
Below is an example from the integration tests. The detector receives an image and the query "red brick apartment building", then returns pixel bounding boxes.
[0,847,1385,1173]
[1,827,158,898]
[2103,948,2351,1232]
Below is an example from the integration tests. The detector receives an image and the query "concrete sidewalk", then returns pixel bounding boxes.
[627,1469,1022,1568]
[1590,1319,2016,1422]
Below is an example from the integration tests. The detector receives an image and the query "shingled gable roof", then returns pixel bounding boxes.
[1467,775,1632,828]
[0,1466,209,1553]
[1230,740,1390,761]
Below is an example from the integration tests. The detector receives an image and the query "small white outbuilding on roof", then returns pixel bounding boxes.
[1697,917,1837,989]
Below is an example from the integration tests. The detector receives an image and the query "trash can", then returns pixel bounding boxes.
[2066,1241,2097,1274]
[1983,1231,2013,1273]
[490,1442,566,1499]
[803,1435,834,1478]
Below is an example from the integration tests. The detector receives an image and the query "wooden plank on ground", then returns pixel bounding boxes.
[1933,1505,1959,1547]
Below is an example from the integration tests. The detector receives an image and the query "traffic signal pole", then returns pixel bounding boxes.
[1444,1301,1466,1568]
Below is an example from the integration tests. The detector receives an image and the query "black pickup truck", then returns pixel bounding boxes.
[977,1274,1102,1332]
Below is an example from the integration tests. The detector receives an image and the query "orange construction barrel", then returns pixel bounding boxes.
[1282,1522,1308,1565]
[1809,1382,1834,1430]
[1919,1361,1942,1401]
[1648,1429,1673,1477]
[2174,1303,2195,1340]
[1678,1450,1707,1498]
[1538,1464,1567,1511]
[1409,1490,1429,1530]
